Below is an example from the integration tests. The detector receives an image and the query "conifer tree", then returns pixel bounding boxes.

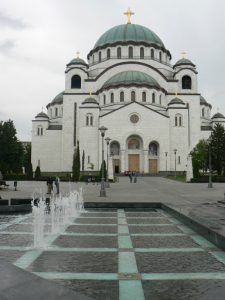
[72,141,80,181]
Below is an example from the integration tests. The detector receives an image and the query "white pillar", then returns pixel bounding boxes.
[143,150,149,173]
[186,155,193,182]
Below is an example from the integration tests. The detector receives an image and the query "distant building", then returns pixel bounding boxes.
[31,10,224,174]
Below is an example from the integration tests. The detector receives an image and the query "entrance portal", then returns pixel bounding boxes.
[129,154,140,172]
[149,159,158,174]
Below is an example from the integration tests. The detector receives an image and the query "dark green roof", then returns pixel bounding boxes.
[212,113,225,119]
[102,71,160,90]
[82,98,99,105]
[35,112,49,119]
[67,57,88,67]
[94,23,165,49]
[52,91,64,104]
[168,97,185,105]
[174,58,195,67]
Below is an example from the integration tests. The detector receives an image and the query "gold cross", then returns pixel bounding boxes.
[175,91,178,97]
[76,51,80,58]
[181,51,187,59]
[124,8,134,24]
[89,91,92,96]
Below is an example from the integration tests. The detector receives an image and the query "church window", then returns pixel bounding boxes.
[110,141,120,155]
[128,138,140,149]
[120,91,124,102]
[50,108,52,118]
[178,156,181,164]
[99,51,102,62]
[117,47,121,59]
[151,49,154,59]
[130,114,139,124]
[142,91,146,102]
[111,93,114,103]
[175,114,182,127]
[61,107,63,116]
[86,113,93,126]
[159,51,162,62]
[55,107,58,117]
[131,91,136,102]
[152,93,155,103]
[202,108,205,117]
[88,156,90,164]
[37,126,43,136]
[128,47,133,59]
[107,49,110,59]
[103,94,106,105]
[159,94,162,105]
[140,47,144,59]
[182,75,192,89]
[71,75,81,89]
[149,142,158,156]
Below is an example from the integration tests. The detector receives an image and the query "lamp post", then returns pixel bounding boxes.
[165,152,168,174]
[99,126,108,197]
[208,135,213,188]
[174,149,177,178]
[105,137,111,188]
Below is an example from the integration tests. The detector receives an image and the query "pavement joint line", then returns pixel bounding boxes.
[130,233,186,237]
[0,215,30,231]
[0,231,33,235]
[0,246,32,251]
[71,223,117,226]
[63,232,118,236]
[141,272,225,280]
[210,251,225,266]
[190,235,217,248]
[119,280,145,300]
[33,272,118,280]
[45,247,118,252]
[134,248,204,252]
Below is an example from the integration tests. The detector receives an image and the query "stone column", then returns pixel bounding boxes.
[143,150,149,174]
[120,149,126,172]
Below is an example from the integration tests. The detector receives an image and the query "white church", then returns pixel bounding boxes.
[31,9,225,176]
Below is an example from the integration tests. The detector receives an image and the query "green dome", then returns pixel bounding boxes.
[168,97,185,105]
[94,24,165,49]
[212,113,225,119]
[102,71,160,89]
[67,57,88,67]
[174,58,195,67]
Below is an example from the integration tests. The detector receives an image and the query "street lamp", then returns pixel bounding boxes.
[208,135,213,188]
[174,149,177,178]
[99,126,108,197]
[105,137,111,188]
[165,152,168,174]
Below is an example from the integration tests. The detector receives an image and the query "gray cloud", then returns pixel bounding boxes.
[0,11,27,29]
[0,40,15,54]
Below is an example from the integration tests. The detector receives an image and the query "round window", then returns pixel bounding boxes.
[130,114,139,124]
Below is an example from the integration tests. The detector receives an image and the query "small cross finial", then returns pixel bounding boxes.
[124,8,134,24]
[76,51,80,58]
[181,51,187,59]
[175,91,178,97]
[89,91,92,96]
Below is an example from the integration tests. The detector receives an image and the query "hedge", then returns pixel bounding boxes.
[191,176,225,183]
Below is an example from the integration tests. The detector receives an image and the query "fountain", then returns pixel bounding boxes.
[31,188,84,249]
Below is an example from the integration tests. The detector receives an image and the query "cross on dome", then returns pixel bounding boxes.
[124,8,134,24]
[181,51,187,59]
[76,51,80,58]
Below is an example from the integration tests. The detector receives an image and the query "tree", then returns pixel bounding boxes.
[34,166,41,179]
[72,141,80,181]
[210,123,225,175]
[0,120,24,174]
[99,159,107,180]
[82,150,85,174]
[23,144,33,179]
[190,139,208,178]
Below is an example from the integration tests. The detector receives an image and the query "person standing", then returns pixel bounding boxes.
[128,171,132,183]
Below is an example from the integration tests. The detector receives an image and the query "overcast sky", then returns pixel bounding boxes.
[0,0,225,141]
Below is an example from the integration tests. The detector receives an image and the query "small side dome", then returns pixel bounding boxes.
[67,57,88,67]
[200,96,207,105]
[174,58,195,68]
[82,97,99,105]
[212,113,225,119]
[35,112,49,119]
[168,97,185,105]
[46,91,64,108]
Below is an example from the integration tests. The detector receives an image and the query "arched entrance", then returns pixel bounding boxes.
[110,141,120,174]
[127,135,143,172]
[148,141,159,174]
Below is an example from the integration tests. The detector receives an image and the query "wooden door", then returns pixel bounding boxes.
[128,154,140,171]
[113,159,120,173]
[149,159,158,174]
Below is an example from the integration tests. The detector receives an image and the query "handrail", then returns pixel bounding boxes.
[89,56,172,68]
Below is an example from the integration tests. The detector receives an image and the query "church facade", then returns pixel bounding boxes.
[32,12,224,175]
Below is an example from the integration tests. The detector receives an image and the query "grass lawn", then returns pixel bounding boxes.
[165,175,186,182]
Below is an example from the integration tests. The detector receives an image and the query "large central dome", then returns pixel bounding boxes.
[94,23,165,49]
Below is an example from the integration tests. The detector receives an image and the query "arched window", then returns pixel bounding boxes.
[103,94,106,105]
[99,51,102,62]
[202,108,205,117]
[107,49,110,59]
[140,47,144,59]
[50,108,52,118]
[55,107,58,117]
[61,107,63,116]
[131,91,136,102]
[152,93,155,103]
[142,91,146,102]
[128,138,140,149]
[71,75,81,89]
[159,52,162,62]
[117,47,121,59]
[86,113,93,126]
[175,114,182,127]
[120,91,124,102]
[182,75,192,89]
[37,126,43,136]
[128,46,133,59]
[159,94,162,105]
[151,49,154,59]
[149,142,158,156]
[110,141,120,155]
[110,92,114,103]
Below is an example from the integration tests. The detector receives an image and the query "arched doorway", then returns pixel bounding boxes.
[127,135,143,172]
[110,141,120,174]
[148,141,159,174]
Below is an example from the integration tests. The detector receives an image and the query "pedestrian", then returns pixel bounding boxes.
[46,177,51,194]
[128,171,132,183]
[55,176,60,194]
[134,171,138,183]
